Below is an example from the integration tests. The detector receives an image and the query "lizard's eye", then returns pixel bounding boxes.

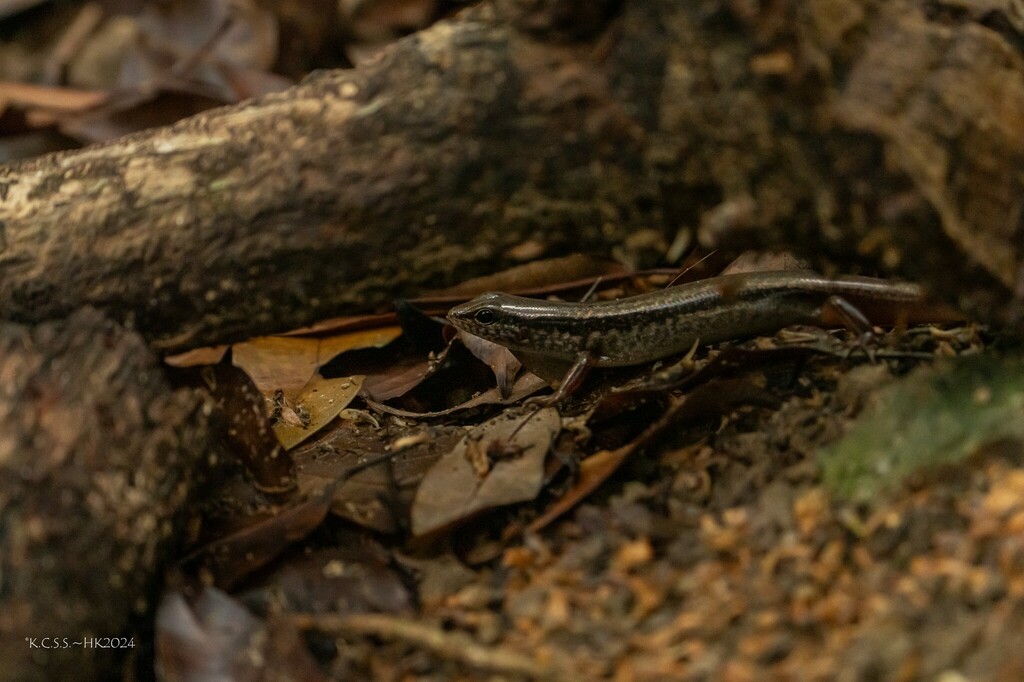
[474,308,497,325]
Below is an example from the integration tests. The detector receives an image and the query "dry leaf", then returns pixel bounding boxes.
[292,421,462,533]
[232,326,400,399]
[457,331,522,399]
[0,79,108,112]
[181,494,333,589]
[433,254,625,297]
[362,358,433,401]
[273,374,365,450]
[365,372,548,419]
[203,362,294,494]
[164,344,229,367]
[412,408,561,536]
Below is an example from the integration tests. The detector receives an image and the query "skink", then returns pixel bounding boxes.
[447,270,938,380]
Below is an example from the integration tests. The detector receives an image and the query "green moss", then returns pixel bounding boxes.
[820,353,1024,503]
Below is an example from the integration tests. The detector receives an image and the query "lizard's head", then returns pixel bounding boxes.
[448,291,587,363]
[447,292,525,345]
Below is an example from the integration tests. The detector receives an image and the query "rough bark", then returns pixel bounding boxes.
[0,0,1021,352]
[0,309,212,682]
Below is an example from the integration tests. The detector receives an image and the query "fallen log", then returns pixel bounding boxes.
[0,0,1018,353]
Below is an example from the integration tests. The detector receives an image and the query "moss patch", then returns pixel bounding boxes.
[821,353,1024,502]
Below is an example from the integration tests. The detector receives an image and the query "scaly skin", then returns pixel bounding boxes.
[446,271,923,367]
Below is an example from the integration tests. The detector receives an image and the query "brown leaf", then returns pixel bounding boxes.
[412,408,561,536]
[278,312,401,337]
[51,90,226,142]
[719,250,811,275]
[362,358,433,401]
[433,254,625,297]
[272,374,365,450]
[182,494,332,589]
[0,80,108,113]
[365,372,549,419]
[165,344,229,367]
[232,327,400,400]
[292,422,462,533]
[457,331,522,399]
[203,362,294,494]
[293,442,399,533]
[527,443,636,534]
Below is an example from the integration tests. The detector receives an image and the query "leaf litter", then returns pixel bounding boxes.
[150,254,1009,680]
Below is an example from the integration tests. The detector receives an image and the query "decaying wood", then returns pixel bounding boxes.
[0,309,212,682]
[0,0,1020,352]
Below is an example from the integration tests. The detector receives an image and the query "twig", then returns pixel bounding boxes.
[288,612,561,679]
[666,249,718,288]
